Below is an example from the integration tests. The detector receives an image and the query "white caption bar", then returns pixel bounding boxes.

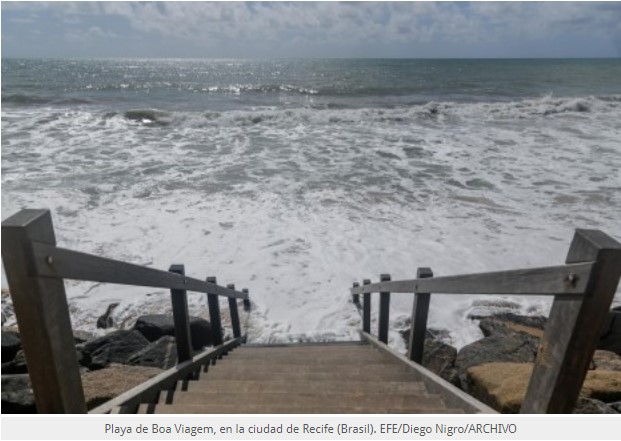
[2,415,620,441]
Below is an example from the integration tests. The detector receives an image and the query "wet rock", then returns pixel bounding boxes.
[128,336,177,369]
[463,362,621,413]
[133,314,212,350]
[1,349,28,374]
[573,397,617,414]
[82,330,149,369]
[96,303,119,329]
[455,333,539,385]
[1,331,21,361]
[592,350,621,372]
[1,374,36,413]
[73,330,98,344]
[421,338,459,386]
[599,309,621,356]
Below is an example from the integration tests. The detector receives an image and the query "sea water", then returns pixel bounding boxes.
[2,58,620,349]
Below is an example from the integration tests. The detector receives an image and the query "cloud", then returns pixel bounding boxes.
[3,2,621,58]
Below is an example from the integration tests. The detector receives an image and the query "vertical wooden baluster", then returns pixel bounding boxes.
[169,264,193,363]
[242,288,251,311]
[227,283,241,339]
[521,230,621,413]
[1,209,86,413]
[378,274,391,344]
[408,267,433,363]
[352,282,360,306]
[362,279,371,334]
[206,276,224,346]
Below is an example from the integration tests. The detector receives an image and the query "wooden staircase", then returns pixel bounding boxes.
[138,343,467,414]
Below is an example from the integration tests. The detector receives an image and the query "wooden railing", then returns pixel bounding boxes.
[351,229,621,413]
[1,209,251,413]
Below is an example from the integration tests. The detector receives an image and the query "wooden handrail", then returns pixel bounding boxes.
[351,229,621,414]
[30,242,248,299]
[350,262,594,296]
[1,209,253,413]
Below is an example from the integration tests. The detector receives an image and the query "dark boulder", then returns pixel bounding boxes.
[133,314,212,350]
[1,349,28,374]
[2,331,21,361]
[573,397,617,414]
[455,333,539,389]
[82,330,149,370]
[128,336,177,369]
[599,309,621,356]
[1,374,36,413]
[470,312,546,330]
[421,338,459,386]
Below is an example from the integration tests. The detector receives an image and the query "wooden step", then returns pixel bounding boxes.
[205,364,411,375]
[200,369,420,382]
[140,403,464,414]
[223,352,393,364]
[185,379,427,395]
[161,390,445,408]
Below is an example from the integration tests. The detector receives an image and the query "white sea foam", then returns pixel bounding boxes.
[2,95,620,350]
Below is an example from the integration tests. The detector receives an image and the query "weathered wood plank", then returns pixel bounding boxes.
[408,268,432,364]
[361,332,496,414]
[89,338,242,414]
[362,279,371,334]
[1,209,87,413]
[521,230,621,413]
[227,284,241,339]
[207,277,224,346]
[169,264,193,364]
[378,274,391,344]
[351,262,593,296]
[30,242,248,299]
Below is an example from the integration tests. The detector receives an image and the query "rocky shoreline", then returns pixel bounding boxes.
[1,314,215,412]
[2,293,620,413]
[400,308,621,413]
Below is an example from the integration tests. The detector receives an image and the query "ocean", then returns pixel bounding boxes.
[2,58,620,350]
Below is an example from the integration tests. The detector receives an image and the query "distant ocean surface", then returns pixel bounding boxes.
[2,58,621,349]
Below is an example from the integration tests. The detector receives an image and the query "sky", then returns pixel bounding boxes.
[2,2,621,59]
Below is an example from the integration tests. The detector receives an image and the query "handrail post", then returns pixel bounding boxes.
[362,279,371,333]
[352,282,360,306]
[408,268,433,363]
[227,283,241,338]
[242,288,251,311]
[206,276,224,346]
[378,274,391,344]
[169,264,193,363]
[521,230,621,413]
[1,209,87,413]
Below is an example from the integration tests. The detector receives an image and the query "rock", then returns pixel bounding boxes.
[1,374,36,413]
[608,401,621,413]
[455,333,539,386]
[81,364,163,410]
[96,303,119,329]
[573,397,617,414]
[599,309,621,356]
[421,338,459,386]
[82,330,149,369]
[1,349,28,374]
[579,370,621,402]
[133,314,212,350]
[128,336,177,369]
[479,318,544,339]
[73,330,97,344]
[592,350,621,372]
[2,331,21,361]
[464,362,621,413]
